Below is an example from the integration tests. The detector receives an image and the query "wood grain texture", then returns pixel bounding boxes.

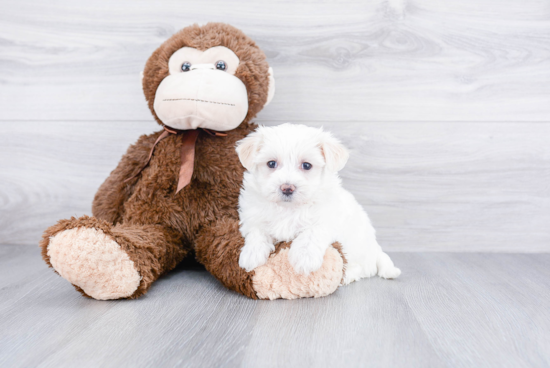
[0,246,549,368]
[1,120,549,251]
[0,0,550,122]
[1,1,549,251]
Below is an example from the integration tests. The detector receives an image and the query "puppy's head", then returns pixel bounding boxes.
[236,123,349,205]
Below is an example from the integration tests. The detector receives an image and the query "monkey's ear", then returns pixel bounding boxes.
[265,67,275,106]
[320,132,349,172]
[140,71,144,80]
[236,129,263,171]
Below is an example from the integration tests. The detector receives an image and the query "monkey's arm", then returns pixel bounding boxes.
[195,217,346,300]
[92,131,162,224]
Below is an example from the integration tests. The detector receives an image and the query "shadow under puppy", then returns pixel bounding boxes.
[235,123,401,285]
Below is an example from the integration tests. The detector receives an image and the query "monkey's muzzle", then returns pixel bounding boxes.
[153,68,248,131]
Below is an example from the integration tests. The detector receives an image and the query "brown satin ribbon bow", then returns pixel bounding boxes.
[124,126,227,193]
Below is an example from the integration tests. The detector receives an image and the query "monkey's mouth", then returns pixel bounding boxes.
[163,98,235,107]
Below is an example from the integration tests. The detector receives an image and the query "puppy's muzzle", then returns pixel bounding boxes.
[280,184,296,196]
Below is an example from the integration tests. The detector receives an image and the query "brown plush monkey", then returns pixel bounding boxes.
[40,23,345,300]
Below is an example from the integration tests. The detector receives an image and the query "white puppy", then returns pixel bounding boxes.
[235,123,401,284]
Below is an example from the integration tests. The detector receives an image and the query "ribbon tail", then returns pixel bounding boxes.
[176,130,200,193]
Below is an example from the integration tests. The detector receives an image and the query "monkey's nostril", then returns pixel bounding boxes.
[280,184,296,196]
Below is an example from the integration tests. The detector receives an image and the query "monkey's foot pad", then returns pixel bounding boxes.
[253,245,343,300]
[48,227,141,300]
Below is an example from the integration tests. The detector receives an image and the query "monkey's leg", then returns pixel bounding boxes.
[195,218,346,300]
[252,242,346,300]
[40,215,187,300]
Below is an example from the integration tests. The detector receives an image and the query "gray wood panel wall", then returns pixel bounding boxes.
[1,0,549,251]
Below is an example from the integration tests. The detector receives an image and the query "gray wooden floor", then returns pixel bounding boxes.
[0,246,548,368]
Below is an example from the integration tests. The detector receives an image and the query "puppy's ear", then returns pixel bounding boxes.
[265,67,275,106]
[320,132,349,172]
[236,130,263,171]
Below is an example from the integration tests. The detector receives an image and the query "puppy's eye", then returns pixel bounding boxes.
[267,161,277,169]
[302,162,312,170]
[181,62,192,72]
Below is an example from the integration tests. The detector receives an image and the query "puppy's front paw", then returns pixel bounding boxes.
[239,240,273,272]
[288,245,325,275]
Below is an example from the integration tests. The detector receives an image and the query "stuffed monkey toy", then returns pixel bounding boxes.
[40,23,346,300]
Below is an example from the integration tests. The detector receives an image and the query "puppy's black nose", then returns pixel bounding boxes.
[280,184,296,196]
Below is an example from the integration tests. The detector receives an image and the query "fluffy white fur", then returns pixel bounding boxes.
[235,123,401,284]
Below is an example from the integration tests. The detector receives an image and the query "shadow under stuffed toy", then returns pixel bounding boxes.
[40,22,346,300]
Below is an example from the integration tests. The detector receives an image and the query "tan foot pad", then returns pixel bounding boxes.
[48,227,141,300]
[253,246,343,300]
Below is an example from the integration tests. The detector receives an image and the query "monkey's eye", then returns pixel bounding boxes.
[267,161,277,169]
[302,162,312,170]
[215,60,227,71]
[181,62,192,72]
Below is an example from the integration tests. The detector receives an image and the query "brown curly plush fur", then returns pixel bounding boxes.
[42,121,257,299]
[40,23,270,299]
[40,23,345,300]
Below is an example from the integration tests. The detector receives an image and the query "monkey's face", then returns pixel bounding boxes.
[153,46,249,131]
[143,23,275,130]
